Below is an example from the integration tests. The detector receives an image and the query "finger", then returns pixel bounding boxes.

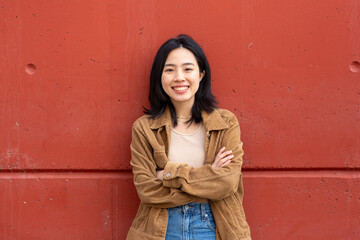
[217,157,232,168]
[218,150,232,159]
[214,148,226,164]
[214,155,232,168]
[213,158,222,167]
[219,155,233,165]
[216,147,226,157]
[213,155,226,168]
[221,159,231,167]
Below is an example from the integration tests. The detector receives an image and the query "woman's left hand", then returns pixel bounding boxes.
[156,170,164,180]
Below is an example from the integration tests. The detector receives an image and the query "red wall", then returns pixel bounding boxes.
[1,1,359,239]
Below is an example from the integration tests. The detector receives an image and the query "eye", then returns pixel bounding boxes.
[185,68,194,71]
[164,68,174,72]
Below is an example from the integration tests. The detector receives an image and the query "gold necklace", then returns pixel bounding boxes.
[177,116,192,123]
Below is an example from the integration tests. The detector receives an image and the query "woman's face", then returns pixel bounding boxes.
[161,48,204,107]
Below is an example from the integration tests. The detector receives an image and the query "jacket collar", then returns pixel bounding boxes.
[149,106,229,131]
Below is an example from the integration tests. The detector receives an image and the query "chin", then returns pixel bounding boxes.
[171,96,194,104]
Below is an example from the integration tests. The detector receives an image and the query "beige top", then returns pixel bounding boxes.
[168,123,206,168]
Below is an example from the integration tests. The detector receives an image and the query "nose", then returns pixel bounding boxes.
[174,70,185,81]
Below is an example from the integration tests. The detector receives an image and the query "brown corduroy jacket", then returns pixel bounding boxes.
[127,107,251,240]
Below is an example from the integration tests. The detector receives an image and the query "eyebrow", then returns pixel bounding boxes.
[164,62,195,67]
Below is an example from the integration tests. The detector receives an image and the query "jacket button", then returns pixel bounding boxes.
[166,173,171,178]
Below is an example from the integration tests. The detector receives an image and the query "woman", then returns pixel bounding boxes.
[127,34,251,240]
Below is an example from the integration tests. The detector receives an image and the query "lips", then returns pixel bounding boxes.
[171,86,189,94]
[172,86,189,91]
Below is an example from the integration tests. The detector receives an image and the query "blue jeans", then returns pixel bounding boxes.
[165,203,216,240]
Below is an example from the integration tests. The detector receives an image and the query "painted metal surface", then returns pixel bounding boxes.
[0,172,138,239]
[1,0,359,239]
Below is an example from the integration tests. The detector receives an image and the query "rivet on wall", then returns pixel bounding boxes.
[349,61,360,73]
[26,63,37,75]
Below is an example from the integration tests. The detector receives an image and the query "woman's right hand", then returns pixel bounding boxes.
[212,147,234,168]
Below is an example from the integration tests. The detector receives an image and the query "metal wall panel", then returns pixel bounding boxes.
[0,172,138,239]
[1,0,359,239]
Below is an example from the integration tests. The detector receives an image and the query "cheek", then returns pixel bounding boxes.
[161,75,165,87]
[193,78,201,92]
[161,76,170,92]
[192,75,201,87]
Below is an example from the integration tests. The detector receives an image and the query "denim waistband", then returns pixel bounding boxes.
[167,203,212,221]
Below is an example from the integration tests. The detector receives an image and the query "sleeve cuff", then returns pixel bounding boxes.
[162,161,181,189]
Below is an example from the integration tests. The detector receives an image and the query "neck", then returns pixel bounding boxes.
[172,100,193,118]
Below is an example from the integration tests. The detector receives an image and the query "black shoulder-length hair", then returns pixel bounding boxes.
[144,34,217,126]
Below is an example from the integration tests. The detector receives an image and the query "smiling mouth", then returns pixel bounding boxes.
[172,86,189,91]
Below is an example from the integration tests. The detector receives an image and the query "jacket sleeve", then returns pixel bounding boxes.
[162,119,243,201]
[130,122,197,208]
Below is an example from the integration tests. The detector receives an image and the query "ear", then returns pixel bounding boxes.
[200,70,205,81]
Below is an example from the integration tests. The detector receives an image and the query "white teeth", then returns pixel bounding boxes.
[173,87,188,91]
